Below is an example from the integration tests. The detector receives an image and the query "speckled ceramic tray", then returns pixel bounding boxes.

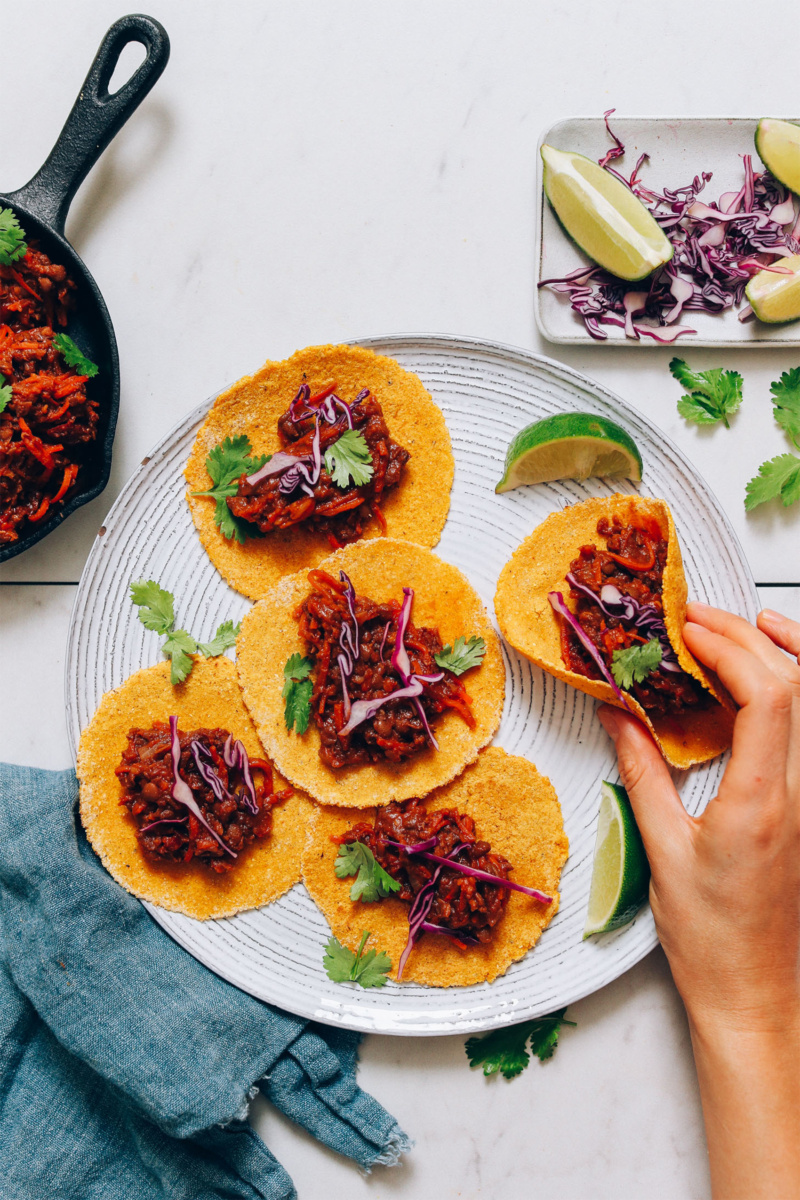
[65,335,758,1035]
[536,116,800,347]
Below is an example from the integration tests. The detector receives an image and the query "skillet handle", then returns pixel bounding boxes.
[7,15,170,235]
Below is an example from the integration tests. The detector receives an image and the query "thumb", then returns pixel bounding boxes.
[597,705,691,869]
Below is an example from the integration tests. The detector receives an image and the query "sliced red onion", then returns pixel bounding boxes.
[168,717,236,857]
[548,592,632,709]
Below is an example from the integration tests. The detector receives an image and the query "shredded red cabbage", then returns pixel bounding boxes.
[336,571,359,722]
[548,592,632,709]
[221,734,259,813]
[565,574,681,674]
[540,110,800,340]
[245,383,355,490]
[168,716,236,857]
[390,587,443,749]
[392,835,552,979]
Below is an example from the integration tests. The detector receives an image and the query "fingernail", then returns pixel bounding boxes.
[759,608,781,623]
[597,707,620,740]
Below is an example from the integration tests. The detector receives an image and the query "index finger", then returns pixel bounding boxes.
[683,621,792,801]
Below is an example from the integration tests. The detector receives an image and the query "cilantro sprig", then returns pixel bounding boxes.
[770,367,800,450]
[130,579,241,685]
[282,653,313,733]
[611,639,662,691]
[745,367,800,511]
[434,635,486,676]
[335,842,402,903]
[0,373,12,415]
[193,435,268,543]
[745,454,800,512]
[465,1009,575,1080]
[0,208,27,265]
[53,333,99,378]
[323,428,374,489]
[323,931,392,988]
[669,358,743,428]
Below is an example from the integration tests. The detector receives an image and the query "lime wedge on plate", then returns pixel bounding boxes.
[745,254,800,324]
[755,118,800,194]
[584,781,650,938]
[541,144,673,281]
[495,412,642,493]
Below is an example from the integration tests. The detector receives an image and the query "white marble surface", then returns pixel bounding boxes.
[3,2,800,1197]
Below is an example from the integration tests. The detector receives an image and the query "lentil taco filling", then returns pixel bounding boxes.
[227,381,409,549]
[340,800,513,944]
[558,514,708,718]
[0,243,99,543]
[115,719,291,873]
[295,568,477,769]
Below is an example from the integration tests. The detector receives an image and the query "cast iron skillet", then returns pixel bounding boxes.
[0,14,170,563]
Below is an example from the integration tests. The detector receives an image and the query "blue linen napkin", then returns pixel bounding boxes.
[0,764,410,1200]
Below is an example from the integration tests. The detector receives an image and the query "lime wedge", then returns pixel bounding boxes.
[541,144,673,281]
[495,413,642,493]
[584,781,650,938]
[755,118,800,194]
[745,254,800,324]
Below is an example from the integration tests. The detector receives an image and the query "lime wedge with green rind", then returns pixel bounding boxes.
[495,412,643,493]
[541,144,673,282]
[755,118,800,194]
[745,254,800,324]
[584,781,650,938]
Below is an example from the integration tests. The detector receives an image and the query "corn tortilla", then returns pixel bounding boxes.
[185,344,454,601]
[237,538,505,807]
[494,494,735,769]
[78,656,310,920]
[302,747,567,987]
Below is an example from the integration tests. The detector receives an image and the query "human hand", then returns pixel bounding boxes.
[598,602,800,1032]
[598,603,800,1200]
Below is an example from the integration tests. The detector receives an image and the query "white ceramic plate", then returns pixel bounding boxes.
[65,335,758,1035]
[536,116,800,347]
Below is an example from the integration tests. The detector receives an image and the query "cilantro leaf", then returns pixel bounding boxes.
[435,635,486,676]
[669,358,743,428]
[465,1009,575,1080]
[197,619,241,657]
[0,208,27,265]
[282,653,314,733]
[53,333,99,378]
[745,453,800,511]
[130,579,175,634]
[335,842,402,903]
[0,373,12,415]
[323,428,374,489]
[323,931,392,988]
[770,368,800,449]
[611,639,663,690]
[162,629,198,685]
[193,435,268,544]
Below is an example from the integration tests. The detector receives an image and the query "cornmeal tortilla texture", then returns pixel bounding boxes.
[494,494,735,770]
[185,343,454,600]
[302,747,568,987]
[237,538,505,807]
[77,656,310,920]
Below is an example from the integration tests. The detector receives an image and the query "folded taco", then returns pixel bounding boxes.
[302,747,568,987]
[236,538,505,807]
[185,344,454,600]
[77,656,310,919]
[494,495,735,769]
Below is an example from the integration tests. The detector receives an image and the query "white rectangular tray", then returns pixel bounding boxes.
[535,115,800,348]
